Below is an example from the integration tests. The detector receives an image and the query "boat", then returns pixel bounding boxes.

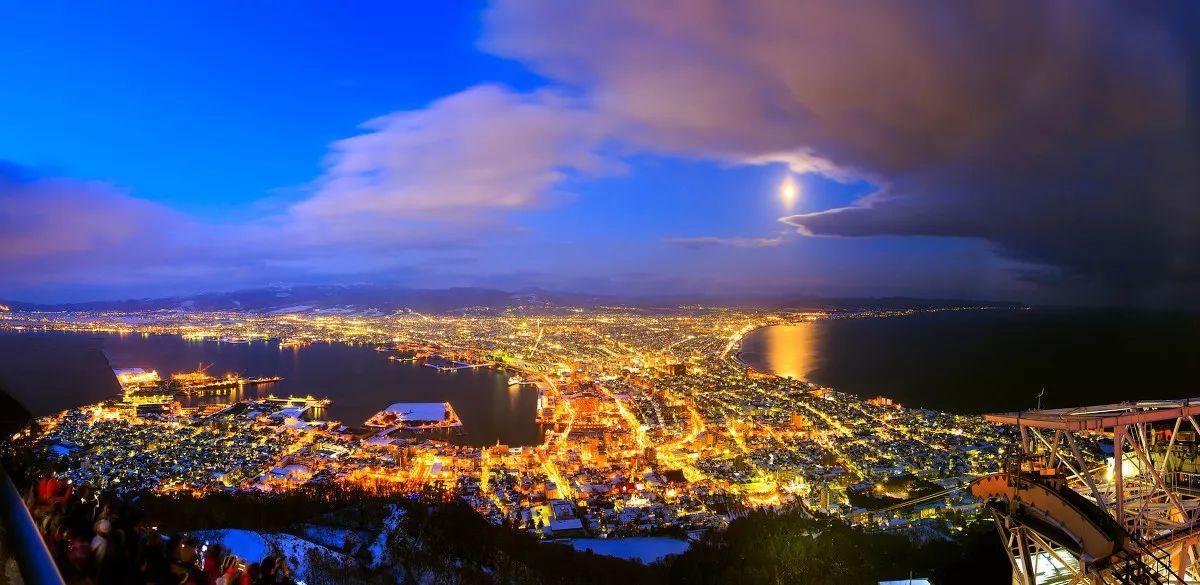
[241,375,282,386]
[508,376,525,386]
[171,363,282,395]
[114,368,162,389]
[171,363,219,387]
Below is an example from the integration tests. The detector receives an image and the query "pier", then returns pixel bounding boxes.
[365,401,462,430]
[376,346,494,371]
[423,362,487,372]
[263,394,332,408]
[422,356,490,372]
[178,375,282,396]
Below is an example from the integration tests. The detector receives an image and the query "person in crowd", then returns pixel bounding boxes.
[255,556,277,585]
[97,525,131,584]
[202,542,224,583]
[239,562,260,585]
[255,555,298,585]
[137,529,174,585]
[25,474,300,585]
[215,554,243,585]
[90,518,110,565]
[64,525,92,581]
[170,534,199,582]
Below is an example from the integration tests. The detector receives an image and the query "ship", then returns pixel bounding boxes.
[242,375,283,386]
[114,368,162,389]
[170,363,221,388]
[508,376,525,386]
[170,363,282,395]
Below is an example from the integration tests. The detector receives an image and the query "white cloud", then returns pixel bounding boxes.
[291,85,616,228]
[664,235,785,249]
[0,85,625,295]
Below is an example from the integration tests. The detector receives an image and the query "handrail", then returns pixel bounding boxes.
[971,472,1127,561]
[0,466,66,585]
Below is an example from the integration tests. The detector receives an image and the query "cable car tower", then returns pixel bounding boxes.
[975,399,1200,584]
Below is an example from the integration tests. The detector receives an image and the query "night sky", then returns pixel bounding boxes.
[1,1,1196,306]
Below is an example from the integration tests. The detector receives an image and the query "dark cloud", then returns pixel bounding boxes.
[486,0,1200,305]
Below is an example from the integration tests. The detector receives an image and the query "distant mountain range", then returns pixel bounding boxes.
[1,284,1025,314]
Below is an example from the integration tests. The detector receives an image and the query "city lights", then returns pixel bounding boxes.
[1,303,1023,538]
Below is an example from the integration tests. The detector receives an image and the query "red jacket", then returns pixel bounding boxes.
[203,554,221,583]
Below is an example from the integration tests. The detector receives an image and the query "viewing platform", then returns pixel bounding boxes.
[978,397,1200,584]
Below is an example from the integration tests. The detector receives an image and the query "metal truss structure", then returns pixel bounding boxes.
[975,399,1200,584]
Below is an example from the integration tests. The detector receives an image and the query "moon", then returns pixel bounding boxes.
[781,177,799,207]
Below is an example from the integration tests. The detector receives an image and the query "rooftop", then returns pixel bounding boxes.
[372,402,451,423]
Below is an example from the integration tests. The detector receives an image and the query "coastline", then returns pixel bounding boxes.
[727,306,1027,409]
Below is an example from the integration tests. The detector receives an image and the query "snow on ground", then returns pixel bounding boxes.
[267,305,314,314]
[563,537,690,563]
[191,529,348,582]
[368,505,405,568]
[366,402,451,426]
[381,504,405,533]
[300,525,355,551]
[193,529,268,565]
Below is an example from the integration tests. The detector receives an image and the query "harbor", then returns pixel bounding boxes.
[90,332,542,446]
[117,365,284,396]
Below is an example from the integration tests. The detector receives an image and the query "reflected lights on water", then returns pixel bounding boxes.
[762,324,819,380]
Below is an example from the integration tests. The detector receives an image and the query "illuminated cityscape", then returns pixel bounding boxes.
[1,1,1196,583]
[1,306,1038,537]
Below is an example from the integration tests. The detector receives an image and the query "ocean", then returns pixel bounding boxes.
[738,308,1200,413]
[1,331,543,446]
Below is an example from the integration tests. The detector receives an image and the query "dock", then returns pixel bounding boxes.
[365,401,462,430]
[263,394,332,408]
[178,375,282,396]
[423,357,490,372]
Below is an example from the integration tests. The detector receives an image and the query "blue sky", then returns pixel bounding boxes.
[1,1,1195,305]
[2,2,522,214]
